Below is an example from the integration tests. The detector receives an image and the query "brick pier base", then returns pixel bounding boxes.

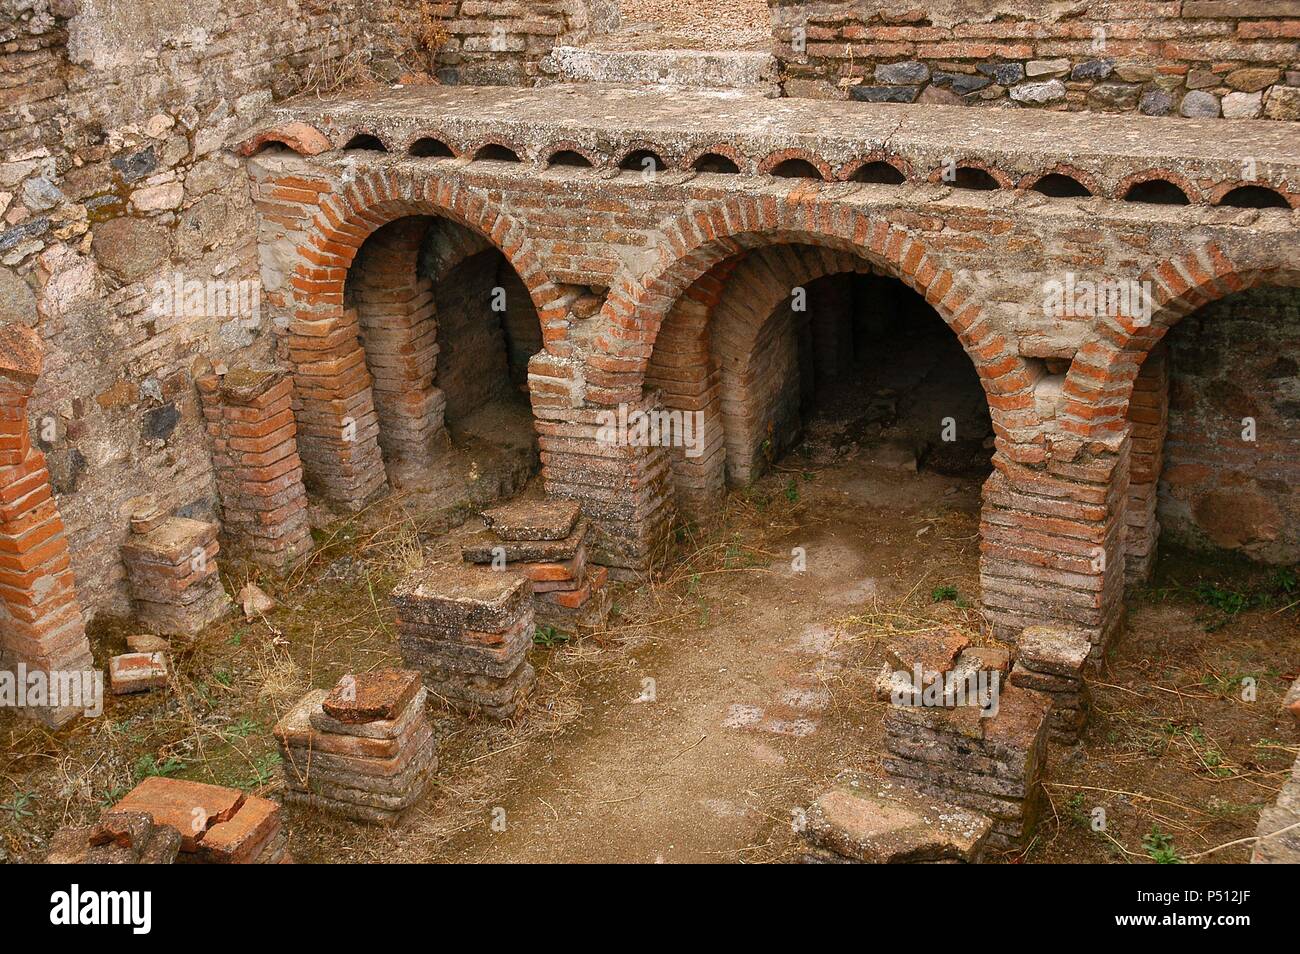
[0,325,95,727]
[196,364,314,570]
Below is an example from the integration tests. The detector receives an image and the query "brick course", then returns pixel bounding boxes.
[770,0,1300,120]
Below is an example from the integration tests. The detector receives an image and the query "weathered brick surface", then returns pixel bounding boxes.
[195,364,314,569]
[108,651,169,695]
[1155,285,1300,564]
[390,0,619,87]
[0,327,94,727]
[240,83,1297,644]
[879,632,1048,850]
[46,810,183,865]
[120,513,232,636]
[2,0,1295,664]
[0,0,424,613]
[111,777,288,864]
[275,675,436,825]
[1008,625,1092,744]
[391,562,536,717]
[801,772,992,864]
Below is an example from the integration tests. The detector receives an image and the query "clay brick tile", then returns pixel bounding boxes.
[113,777,244,852]
[238,121,333,157]
[89,810,155,851]
[323,667,422,724]
[197,795,281,864]
[885,629,971,676]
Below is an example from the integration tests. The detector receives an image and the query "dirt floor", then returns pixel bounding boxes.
[1,380,1296,864]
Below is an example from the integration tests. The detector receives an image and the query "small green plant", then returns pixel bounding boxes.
[1066,792,1090,831]
[533,624,571,648]
[1142,825,1184,864]
[97,784,127,807]
[1268,566,1297,595]
[784,478,800,503]
[1194,582,1249,615]
[0,791,35,824]
[245,752,282,789]
[134,754,185,782]
[225,716,260,740]
[212,667,233,687]
[931,585,959,603]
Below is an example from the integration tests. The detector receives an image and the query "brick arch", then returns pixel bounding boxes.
[1207,179,1299,209]
[647,244,880,509]
[1114,167,1202,204]
[758,148,833,180]
[281,166,563,508]
[1059,242,1300,439]
[463,136,527,162]
[589,196,1037,443]
[1053,245,1300,631]
[837,152,913,182]
[1016,163,1102,197]
[683,143,751,174]
[540,141,602,169]
[402,130,460,157]
[926,158,1014,189]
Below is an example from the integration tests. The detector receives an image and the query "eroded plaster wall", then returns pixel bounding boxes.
[1160,284,1300,563]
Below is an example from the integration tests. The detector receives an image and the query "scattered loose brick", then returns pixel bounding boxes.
[112,777,242,853]
[108,652,168,695]
[47,810,183,865]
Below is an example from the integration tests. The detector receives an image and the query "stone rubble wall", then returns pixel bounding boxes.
[769,0,1300,120]
[0,0,401,615]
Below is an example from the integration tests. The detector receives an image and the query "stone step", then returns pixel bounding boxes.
[540,46,778,93]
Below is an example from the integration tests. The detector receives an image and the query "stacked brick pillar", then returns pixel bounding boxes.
[283,283,386,510]
[530,350,674,576]
[0,325,94,727]
[643,271,727,518]
[347,218,445,488]
[121,509,231,636]
[196,363,313,570]
[979,436,1130,660]
[1124,346,1169,584]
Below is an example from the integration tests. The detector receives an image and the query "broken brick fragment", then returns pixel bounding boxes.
[108,651,169,694]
